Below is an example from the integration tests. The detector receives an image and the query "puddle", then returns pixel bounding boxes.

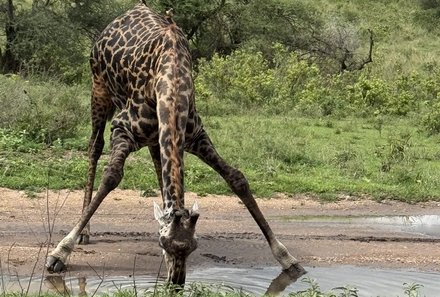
[190,266,440,296]
[2,266,439,296]
[358,215,440,237]
[281,214,440,237]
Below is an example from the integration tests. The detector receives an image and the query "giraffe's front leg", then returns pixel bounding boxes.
[78,76,114,245]
[186,129,304,272]
[46,127,135,273]
[46,167,118,273]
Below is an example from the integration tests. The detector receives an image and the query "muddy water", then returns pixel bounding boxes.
[282,214,440,237]
[358,215,440,237]
[2,266,439,296]
[189,266,440,296]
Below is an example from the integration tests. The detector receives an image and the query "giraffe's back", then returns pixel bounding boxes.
[90,3,201,147]
[91,4,191,105]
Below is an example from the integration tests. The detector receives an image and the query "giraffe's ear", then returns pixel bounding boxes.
[153,201,164,221]
[191,201,199,213]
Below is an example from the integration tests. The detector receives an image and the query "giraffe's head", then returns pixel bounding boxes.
[153,202,199,286]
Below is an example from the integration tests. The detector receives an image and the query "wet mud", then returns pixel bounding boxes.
[1,187,440,281]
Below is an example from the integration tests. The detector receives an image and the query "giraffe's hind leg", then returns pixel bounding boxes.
[47,126,136,273]
[186,129,304,272]
[78,78,115,245]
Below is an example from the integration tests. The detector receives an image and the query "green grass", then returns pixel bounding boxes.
[2,114,440,202]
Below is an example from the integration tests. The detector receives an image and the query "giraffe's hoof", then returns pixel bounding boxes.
[46,255,67,273]
[76,234,90,245]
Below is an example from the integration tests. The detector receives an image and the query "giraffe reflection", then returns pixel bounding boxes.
[44,276,87,296]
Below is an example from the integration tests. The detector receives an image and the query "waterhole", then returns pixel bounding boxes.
[2,266,439,296]
[358,215,440,237]
[280,214,440,237]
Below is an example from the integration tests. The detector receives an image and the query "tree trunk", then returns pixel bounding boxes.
[1,0,19,73]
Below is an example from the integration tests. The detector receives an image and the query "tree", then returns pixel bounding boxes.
[308,18,374,73]
[0,0,374,80]
[233,0,373,73]
[0,0,19,73]
[64,0,136,42]
[0,0,84,80]
[150,0,235,60]
[0,0,134,81]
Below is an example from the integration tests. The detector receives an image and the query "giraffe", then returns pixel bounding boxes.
[45,2,303,286]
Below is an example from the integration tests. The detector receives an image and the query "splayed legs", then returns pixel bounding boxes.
[186,129,303,271]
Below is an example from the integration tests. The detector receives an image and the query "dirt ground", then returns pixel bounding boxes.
[1,187,440,280]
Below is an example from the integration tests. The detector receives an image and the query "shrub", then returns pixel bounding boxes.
[0,75,89,145]
[195,44,328,115]
[196,49,275,111]
[422,95,440,135]
[349,75,391,114]
[195,44,440,123]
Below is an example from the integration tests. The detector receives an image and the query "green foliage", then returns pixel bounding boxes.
[346,74,422,117]
[196,44,440,125]
[196,49,275,111]
[404,282,425,297]
[99,282,252,297]
[350,76,391,114]
[422,95,440,135]
[0,75,89,144]
[238,0,322,52]
[64,0,136,41]
[375,132,413,173]
[0,129,43,152]
[7,3,87,82]
[0,0,135,81]
[196,44,351,116]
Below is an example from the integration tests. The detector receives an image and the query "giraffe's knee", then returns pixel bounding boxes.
[102,165,124,191]
[227,169,251,197]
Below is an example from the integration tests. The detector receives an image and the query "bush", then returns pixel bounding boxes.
[196,44,364,116]
[195,44,330,115]
[0,75,89,145]
[422,96,440,135]
[195,45,440,120]
[196,49,275,111]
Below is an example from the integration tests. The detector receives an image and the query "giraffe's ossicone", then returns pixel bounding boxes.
[46,2,303,287]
